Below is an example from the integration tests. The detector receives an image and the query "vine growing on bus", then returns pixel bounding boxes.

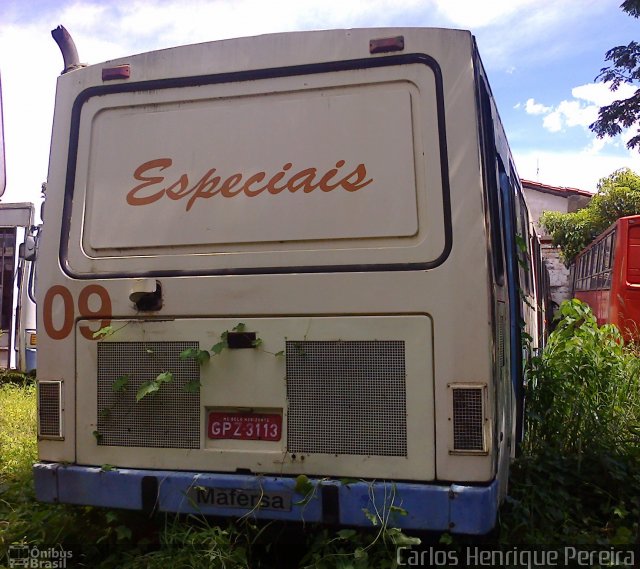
[93,323,280,442]
[179,323,282,371]
[300,482,421,568]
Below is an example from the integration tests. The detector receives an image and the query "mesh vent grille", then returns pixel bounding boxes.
[452,387,484,451]
[286,340,407,456]
[38,381,62,438]
[97,341,200,449]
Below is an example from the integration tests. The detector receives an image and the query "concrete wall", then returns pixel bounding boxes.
[523,188,569,239]
[523,186,584,309]
[541,243,571,308]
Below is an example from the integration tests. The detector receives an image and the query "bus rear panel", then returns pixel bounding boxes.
[34,27,535,534]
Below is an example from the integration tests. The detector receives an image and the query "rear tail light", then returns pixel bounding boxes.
[369,35,405,54]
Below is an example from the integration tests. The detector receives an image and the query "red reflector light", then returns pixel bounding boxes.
[369,36,405,54]
[102,65,131,81]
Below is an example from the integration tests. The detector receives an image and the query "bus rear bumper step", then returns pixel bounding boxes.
[33,462,498,535]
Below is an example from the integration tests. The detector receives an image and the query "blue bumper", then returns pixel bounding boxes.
[33,463,498,535]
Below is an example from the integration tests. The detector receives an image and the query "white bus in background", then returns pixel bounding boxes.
[33,26,546,534]
[0,202,37,372]
[0,75,37,373]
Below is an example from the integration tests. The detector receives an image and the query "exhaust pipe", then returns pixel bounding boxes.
[51,25,85,74]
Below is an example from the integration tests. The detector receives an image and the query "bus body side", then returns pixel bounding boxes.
[573,215,640,339]
[34,27,535,534]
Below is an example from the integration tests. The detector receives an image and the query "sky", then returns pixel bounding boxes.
[0,0,639,210]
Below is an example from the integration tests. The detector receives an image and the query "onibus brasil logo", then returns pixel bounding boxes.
[7,545,72,568]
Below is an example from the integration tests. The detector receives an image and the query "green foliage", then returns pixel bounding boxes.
[300,526,417,569]
[101,325,274,435]
[180,347,212,365]
[293,474,315,507]
[180,325,272,364]
[93,325,116,339]
[111,374,129,393]
[590,1,640,150]
[0,383,150,557]
[0,382,37,481]
[183,379,202,393]
[540,168,640,264]
[211,333,228,355]
[501,450,640,545]
[500,299,640,545]
[136,371,174,402]
[525,299,640,455]
[622,0,640,18]
[4,319,640,565]
[119,517,253,569]
[539,207,598,267]
[0,369,35,385]
[0,378,413,566]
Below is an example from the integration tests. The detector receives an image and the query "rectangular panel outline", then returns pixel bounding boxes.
[61,54,451,278]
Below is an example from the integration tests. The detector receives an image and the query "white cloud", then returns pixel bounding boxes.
[57,2,109,32]
[572,82,636,107]
[432,0,537,29]
[542,112,563,133]
[514,148,640,193]
[0,0,425,207]
[525,98,551,115]
[468,0,608,70]
[522,82,637,142]
[518,83,640,189]
[0,0,634,208]
[539,99,596,133]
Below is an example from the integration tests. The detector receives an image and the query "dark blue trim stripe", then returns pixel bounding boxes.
[59,54,452,279]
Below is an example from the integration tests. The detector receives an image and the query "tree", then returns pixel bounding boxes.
[540,168,640,265]
[590,1,640,150]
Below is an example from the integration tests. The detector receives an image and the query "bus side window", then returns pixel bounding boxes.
[605,233,613,287]
[479,81,504,286]
[595,242,603,289]
[575,257,582,291]
[608,231,615,268]
[605,231,616,288]
[516,189,533,296]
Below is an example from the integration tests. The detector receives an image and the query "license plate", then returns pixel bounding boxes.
[207,411,282,441]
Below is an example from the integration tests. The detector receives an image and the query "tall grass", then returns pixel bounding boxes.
[3,302,638,561]
[0,380,403,567]
[526,299,640,455]
[501,299,640,544]
[0,381,37,481]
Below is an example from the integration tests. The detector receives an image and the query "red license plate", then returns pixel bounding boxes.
[207,412,282,441]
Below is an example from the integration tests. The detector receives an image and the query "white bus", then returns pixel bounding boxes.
[0,202,37,373]
[0,76,37,373]
[34,27,543,534]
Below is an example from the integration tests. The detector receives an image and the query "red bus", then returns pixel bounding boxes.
[571,215,640,339]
